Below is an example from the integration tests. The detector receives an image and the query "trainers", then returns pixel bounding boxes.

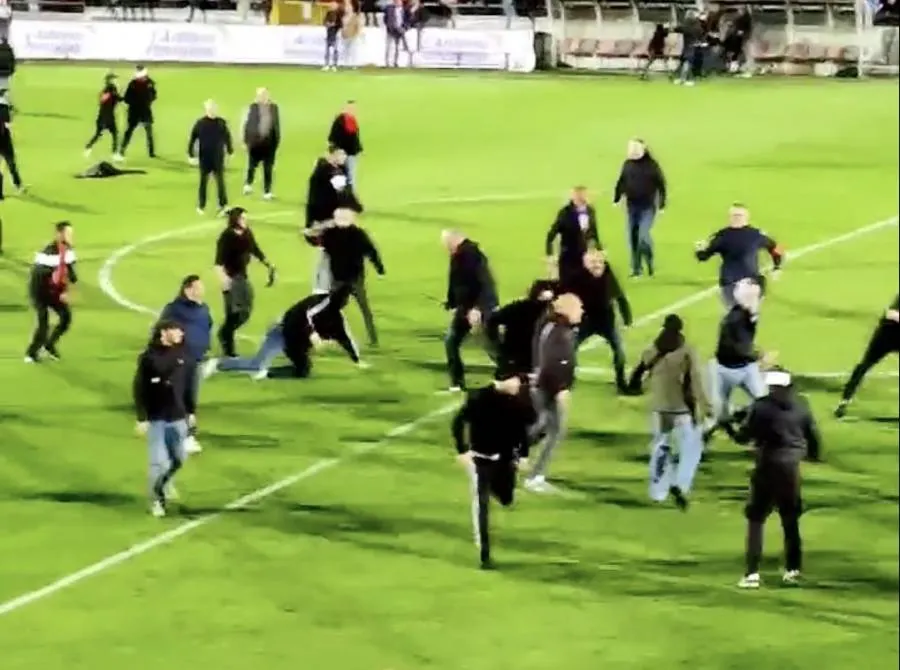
[112,153,124,162]
[184,435,203,454]
[84,148,92,158]
[201,358,219,379]
[250,368,269,381]
[782,570,801,585]
[24,355,37,364]
[524,476,556,494]
[738,573,760,589]
[834,401,848,419]
[670,485,689,512]
[263,192,274,201]
[150,500,166,518]
[242,184,252,195]
[43,345,60,361]
[164,483,179,501]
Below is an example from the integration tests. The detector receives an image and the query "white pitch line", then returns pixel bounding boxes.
[577,366,899,379]
[1,210,896,618]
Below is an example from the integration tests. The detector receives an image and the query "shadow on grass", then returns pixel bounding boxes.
[20,490,138,507]
[19,192,98,216]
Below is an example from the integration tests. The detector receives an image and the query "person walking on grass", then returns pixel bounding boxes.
[613,139,667,278]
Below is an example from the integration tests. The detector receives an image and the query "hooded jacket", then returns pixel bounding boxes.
[159,295,213,362]
[133,327,194,422]
[735,385,822,463]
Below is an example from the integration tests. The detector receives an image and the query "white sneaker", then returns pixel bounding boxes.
[184,435,203,454]
[685,81,696,87]
[524,476,555,494]
[112,153,124,162]
[196,207,204,215]
[217,207,228,218]
[84,148,92,158]
[251,368,269,381]
[164,483,179,501]
[24,356,36,364]
[263,192,274,201]
[782,570,801,585]
[150,500,166,518]
[357,361,371,370]
[673,79,683,85]
[242,184,252,195]
[201,358,219,379]
[321,65,329,71]
[738,573,760,589]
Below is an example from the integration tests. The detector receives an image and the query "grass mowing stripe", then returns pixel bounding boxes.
[0,212,895,618]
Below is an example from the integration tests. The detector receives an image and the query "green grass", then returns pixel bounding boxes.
[0,66,898,670]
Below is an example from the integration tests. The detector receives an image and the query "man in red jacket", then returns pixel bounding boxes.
[327,100,362,186]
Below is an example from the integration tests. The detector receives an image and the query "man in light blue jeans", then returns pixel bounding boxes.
[626,203,657,276]
[205,321,285,380]
[648,412,704,504]
[147,419,188,508]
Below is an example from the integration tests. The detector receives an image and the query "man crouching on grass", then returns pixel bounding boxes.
[133,320,193,518]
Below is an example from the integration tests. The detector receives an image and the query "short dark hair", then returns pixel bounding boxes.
[227,207,247,228]
[157,319,182,332]
[55,221,71,233]
[181,274,201,291]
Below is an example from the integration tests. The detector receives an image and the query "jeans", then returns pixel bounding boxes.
[647,411,703,502]
[147,419,188,499]
[626,203,656,275]
[346,154,358,186]
[708,360,767,422]
[219,323,285,373]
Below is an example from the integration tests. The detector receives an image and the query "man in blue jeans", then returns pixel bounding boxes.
[613,139,667,277]
[133,320,193,518]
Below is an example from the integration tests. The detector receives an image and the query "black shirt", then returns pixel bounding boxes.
[446,239,499,316]
[281,287,354,363]
[735,388,821,463]
[452,384,536,460]
[613,155,667,209]
[123,76,157,121]
[532,314,577,395]
[214,227,266,278]
[133,340,194,422]
[696,225,782,287]
[545,202,600,276]
[328,113,363,156]
[320,224,384,285]
[715,305,758,368]
[188,116,233,166]
[0,42,15,79]
[486,298,548,374]
[325,9,342,39]
[305,157,363,228]
[97,83,121,122]
[561,265,632,331]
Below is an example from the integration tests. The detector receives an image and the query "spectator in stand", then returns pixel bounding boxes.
[328,100,363,186]
[0,0,11,43]
[361,0,379,26]
[384,0,411,68]
[341,0,363,67]
[323,1,342,71]
[187,0,207,23]
[875,0,899,26]
[409,0,427,51]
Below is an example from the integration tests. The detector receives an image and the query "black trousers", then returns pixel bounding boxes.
[325,34,339,66]
[576,315,627,390]
[218,276,253,357]
[445,307,497,389]
[841,324,898,401]
[121,117,155,157]
[744,460,803,574]
[245,145,276,194]
[198,161,227,210]
[0,136,22,197]
[85,118,119,153]
[471,456,517,565]
[27,293,72,357]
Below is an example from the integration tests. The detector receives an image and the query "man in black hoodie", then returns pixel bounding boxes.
[733,368,821,589]
[309,208,384,346]
[613,139,667,278]
[441,229,499,392]
[641,23,669,79]
[120,65,157,160]
[544,186,601,285]
[133,320,193,518]
[564,249,632,392]
[486,279,557,379]
[0,87,22,198]
[85,72,121,158]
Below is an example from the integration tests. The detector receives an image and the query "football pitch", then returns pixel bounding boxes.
[0,65,897,669]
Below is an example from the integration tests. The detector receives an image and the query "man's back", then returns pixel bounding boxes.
[699,226,773,286]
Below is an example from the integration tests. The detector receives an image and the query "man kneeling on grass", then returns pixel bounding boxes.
[202,284,368,380]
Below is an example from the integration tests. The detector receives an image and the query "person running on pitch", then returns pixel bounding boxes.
[485,279,558,379]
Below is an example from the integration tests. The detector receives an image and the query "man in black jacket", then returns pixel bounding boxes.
[525,292,582,493]
[214,207,276,357]
[119,65,157,160]
[188,99,234,216]
[452,374,537,569]
[85,72,121,159]
[133,320,194,518]
[203,284,365,380]
[327,101,362,186]
[613,139,667,277]
[695,204,783,310]
[0,87,22,199]
[641,23,669,78]
[441,229,499,392]
[545,186,601,285]
[0,37,14,98]
[242,87,281,200]
[564,250,632,392]
[673,10,705,85]
[486,279,558,379]
[25,222,77,362]
[305,144,364,291]
[309,208,384,346]
[733,368,821,589]
[835,294,899,418]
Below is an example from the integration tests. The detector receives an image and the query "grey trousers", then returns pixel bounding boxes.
[528,386,568,479]
[313,249,378,345]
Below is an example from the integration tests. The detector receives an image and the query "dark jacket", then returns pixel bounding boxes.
[97,82,121,123]
[243,102,281,150]
[214,226,267,278]
[188,116,233,166]
[159,296,213,362]
[320,224,384,285]
[532,313,577,395]
[735,386,822,463]
[445,239,498,317]
[124,76,157,122]
[305,157,363,229]
[648,24,668,54]
[614,153,667,209]
[384,3,409,35]
[328,113,363,156]
[281,286,353,365]
[562,265,632,332]
[696,225,782,287]
[133,335,194,422]
[674,16,705,48]
[545,202,601,279]
[452,384,537,460]
[30,241,78,302]
[0,41,16,78]
[715,305,758,368]
[486,297,549,376]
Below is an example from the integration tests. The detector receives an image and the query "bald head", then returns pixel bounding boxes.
[204,99,217,117]
[255,87,269,103]
[441,229,464,253]
[553,293,583,325]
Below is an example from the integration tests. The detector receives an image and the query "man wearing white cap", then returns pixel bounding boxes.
[732,367,822,589]
[119,65,157,160]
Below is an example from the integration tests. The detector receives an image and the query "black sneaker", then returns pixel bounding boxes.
[480,558,496,571]
[43,344,61,360]
[834,401,848,419]
[670,485,689,512]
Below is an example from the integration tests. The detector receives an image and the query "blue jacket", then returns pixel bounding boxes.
[159,295,213,361]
